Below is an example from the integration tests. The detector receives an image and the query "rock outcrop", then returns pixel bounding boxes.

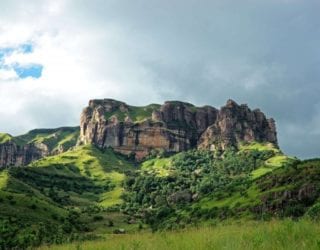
[79,99,277,160]
[0,141,49,168]
[79,99,218,160]
[197,100,277,151]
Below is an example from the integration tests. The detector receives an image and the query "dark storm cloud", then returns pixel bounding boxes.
[71,0,320,158]
[1,0,319,158]
[83,0,320,158]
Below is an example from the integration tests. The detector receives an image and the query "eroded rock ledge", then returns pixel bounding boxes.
[79,99,277,160]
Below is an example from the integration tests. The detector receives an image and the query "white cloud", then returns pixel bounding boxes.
[0,68,18,81]
[0,1,161,135]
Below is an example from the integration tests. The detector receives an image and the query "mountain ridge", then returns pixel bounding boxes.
[79,98,277,160]
[0,99,277,167]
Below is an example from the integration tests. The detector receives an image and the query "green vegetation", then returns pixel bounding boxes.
[105,104,160,122]
[141,157,172,177]
[13,127,80,151]
[0,133,12,143]
[1,141,320,249]
[239,141,280,153]
[121,143,320,232]
[41,220,320,250]
[0,145,138,249]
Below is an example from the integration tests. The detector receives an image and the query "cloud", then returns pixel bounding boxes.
[0,0,319,159]
[0,42,43,79]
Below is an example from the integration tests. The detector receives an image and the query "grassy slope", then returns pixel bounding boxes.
[239,142,296,179]
[0,133,12,143]
[2,141,320,249]
[193,160,320,223]
[105,104,161,122]
[0,170,66,225]
[141,158,172,177]
[0,145,139,235]
[22,145,135,208]
[13,127,80,151]
[40,219,320,250]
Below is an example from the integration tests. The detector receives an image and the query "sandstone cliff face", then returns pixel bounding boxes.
[0,141,49,168]
[80,99,218,160]
[197,100,277,151]
[79,99,277,160]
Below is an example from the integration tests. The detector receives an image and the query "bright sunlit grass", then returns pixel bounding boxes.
[40,219,320,250]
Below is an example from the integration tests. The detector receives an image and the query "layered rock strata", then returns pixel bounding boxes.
[79,99,277,160]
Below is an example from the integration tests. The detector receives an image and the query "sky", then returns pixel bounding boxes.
[0,0,319,158]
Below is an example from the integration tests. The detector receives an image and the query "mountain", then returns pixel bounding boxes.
[79,99,277,160]
[0,127,79,168]
[1,98,319,249]
[0,99,276,167]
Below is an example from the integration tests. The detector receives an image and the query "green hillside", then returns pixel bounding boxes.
[14,127,80,151]
[0,145,138,248]
[41,220,320,250]
[122,143,319,230]
[0,133,12,143]
[1,142,320,249]
[105,104,161,122]
[0,127,80,154]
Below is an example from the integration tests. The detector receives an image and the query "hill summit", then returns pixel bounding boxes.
[79,99,277,160]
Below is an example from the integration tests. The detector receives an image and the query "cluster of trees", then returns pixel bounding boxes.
[122,148,275,229]
[0,210,95,249]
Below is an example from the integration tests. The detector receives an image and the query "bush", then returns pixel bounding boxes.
[306,202,320,220]
[93,215,104,221]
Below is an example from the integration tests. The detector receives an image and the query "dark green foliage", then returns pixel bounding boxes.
[0,212,92,249]
[122,148,268,229]
[306,202,320,221]
[122,150,320,230]
[253,159,320,218]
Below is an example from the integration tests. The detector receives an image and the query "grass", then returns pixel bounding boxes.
[27,145,134,208]
[239,141,280,153]
[0,144,139,240]
[39,219,320,250]
[13,127,79,151]
[0,133,12,143]
[141,158,172,177]
[1,138,318,249]
[0,170,66,224]
[105,104,160,122]
[0,171,9,188]
[99,171,125,207]
[251,155,296,180]
[265,155,293,167]
[251,167,273,179]
[197,184,261,211]
[239,142,296,180]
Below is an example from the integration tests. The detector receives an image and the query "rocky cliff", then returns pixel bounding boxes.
[0,127,79,168]
[79,99,277,160]
[197,99,277,151]
[0,99,278,167]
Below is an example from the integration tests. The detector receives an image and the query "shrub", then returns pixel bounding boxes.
[306,202,320,221]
